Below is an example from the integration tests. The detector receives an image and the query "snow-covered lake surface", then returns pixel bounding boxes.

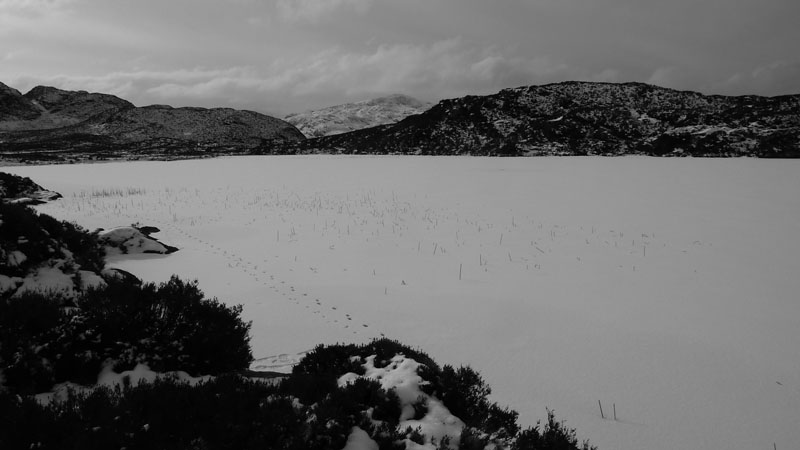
[7,156,800,450]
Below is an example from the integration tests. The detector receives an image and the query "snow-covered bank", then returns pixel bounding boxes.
[8,155,800,450]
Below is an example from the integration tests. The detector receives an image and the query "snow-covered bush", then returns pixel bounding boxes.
[426,365,520,441]
[0,340,595,450]
[0,375,307,450]
[513,409,596,450]
[0,201,104,285]
[0,276,252,394]
[75,275,252,376]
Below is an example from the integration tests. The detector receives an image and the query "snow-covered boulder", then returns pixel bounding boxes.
[99,226,178,256]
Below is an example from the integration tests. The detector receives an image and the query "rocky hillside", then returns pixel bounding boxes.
[0,82,304,162]
[0,83,134,132]
[0,83,42,123]
[285,94,433,138]
[270,82,800,157]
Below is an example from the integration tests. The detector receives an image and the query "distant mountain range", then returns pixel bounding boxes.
[271,82,800,157]
[2,81,799,162]
[284,94,433,138]
[0,82,304,162]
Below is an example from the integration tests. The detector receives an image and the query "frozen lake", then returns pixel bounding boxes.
[7,155,800,450]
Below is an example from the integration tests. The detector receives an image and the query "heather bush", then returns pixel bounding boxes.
[0,376,306,450]
[0,202,105,280]
[0,340,595,450]
[513,409,597,450]
[0,276,252,394]
[75,275,252,376]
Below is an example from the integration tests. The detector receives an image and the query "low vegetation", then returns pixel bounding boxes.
[0,276,253,394]
[0,338,595,450]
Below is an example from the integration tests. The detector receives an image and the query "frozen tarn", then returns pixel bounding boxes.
[8,155,800,450]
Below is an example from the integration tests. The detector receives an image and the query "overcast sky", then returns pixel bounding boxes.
[1,0,799,116]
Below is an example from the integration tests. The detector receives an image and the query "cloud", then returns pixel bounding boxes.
[589,69,622,83]
[0,0,76,17]
[270,37,568,99]
[275,0,373,23]
[10,67,292,113]
[14,68,250,98]
[646,66,694,91]
[0,0,79,37]
[712,60,800,96]
[8,38,571,115]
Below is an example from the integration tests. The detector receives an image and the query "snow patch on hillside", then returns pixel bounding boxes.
[286,94,433,138]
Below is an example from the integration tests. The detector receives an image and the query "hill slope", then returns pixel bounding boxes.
[271,82,800,157]
[0,83,304,162]
[285,94,433,138]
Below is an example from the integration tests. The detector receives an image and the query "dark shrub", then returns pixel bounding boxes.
[458,426,491,450]
[513,409,596,450]
[37,213,105,273]
[0,202,105,279]
[362,338,439,372]
[292,342,362,378]
[1,276,252,393]
[289,338,438,407]
[0,376,309,450]
[0,291,69,393]
[424,364,518,441]
[74,275,253,377]
[1,338,595,450]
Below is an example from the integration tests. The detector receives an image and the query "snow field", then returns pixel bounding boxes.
[7,155,800,450]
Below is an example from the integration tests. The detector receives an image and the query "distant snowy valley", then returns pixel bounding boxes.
[6,155,800,450]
